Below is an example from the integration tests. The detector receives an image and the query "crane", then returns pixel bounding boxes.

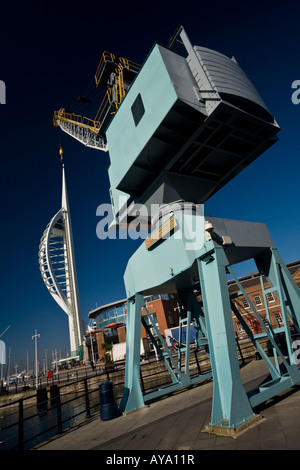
[53,51,140,151]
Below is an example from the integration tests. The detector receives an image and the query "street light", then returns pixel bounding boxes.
[90,320,97,365]
[32,330,40,389]
[90,328,95,365]
[0,325,10,387]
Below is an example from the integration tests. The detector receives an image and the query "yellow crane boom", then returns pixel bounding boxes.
[53,52,140,151]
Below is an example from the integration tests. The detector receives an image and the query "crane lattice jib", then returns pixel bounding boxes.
[53,56,140,130]
[53,109,107,151]
[54,52,140,151]
[53,110,100,134]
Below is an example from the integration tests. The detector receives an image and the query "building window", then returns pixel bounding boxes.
[131,93,145,126]
[274,312,283,327]
[253,295,262,306]
[261,315,269,329]
[161,294,169,300]
[145,294,160,303]
[242,298,250,309]
[168,312,175,326]
[144,312,158,326]
[266,292,275,303]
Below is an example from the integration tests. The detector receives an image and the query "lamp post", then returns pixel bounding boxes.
[32,330,40,389]
[45,349,48,372]
[90,321,97,365]
[0,326,10,386]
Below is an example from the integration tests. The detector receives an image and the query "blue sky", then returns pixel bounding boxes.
[0,1,300,372]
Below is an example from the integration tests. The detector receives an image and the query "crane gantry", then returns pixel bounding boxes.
[52,27,300,437]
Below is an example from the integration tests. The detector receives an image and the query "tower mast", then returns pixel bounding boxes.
[38,146,84,356]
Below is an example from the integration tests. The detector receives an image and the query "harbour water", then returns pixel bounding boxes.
[0,350,234,450]
[0,387,100,450]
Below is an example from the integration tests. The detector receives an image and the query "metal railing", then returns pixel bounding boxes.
[94,52,140,86]
[53,109,101,134]
[0,364,123,450]
[0,340,260,451]
[94,51,116,85]
[54,52,140,148]
[94,88,114,123]
[1,363,109,395]
[119,57,140,73]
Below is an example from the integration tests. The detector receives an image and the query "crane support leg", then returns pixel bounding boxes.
[255,248,300,335]
[198,247,256,430]
[199,244,300,435]
[119,293,145,414]
[118,213,300,435]
[119,288,211,414]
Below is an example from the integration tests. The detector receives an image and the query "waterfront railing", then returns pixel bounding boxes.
[0,340,259,450]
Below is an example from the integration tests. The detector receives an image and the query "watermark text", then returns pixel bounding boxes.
[291,80,300,104]
[292,340,300,364]
[0,80,6,104]
[96,200,205,251]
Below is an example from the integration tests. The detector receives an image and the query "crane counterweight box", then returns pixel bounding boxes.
[106,40,279,222]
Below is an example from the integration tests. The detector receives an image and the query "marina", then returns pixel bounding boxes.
[0,338,271,450]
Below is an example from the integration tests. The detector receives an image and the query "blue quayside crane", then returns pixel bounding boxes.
[54,26,300,436]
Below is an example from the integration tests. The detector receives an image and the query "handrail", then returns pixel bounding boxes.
[54,52,141,141]
[0,342,259,450]
[94,88,112,122]
[94,51,116,85]
[115,64,125,105]
[53,109,101,135]
[119,56,140,72]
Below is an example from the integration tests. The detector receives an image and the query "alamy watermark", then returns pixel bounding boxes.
[291,80,300,104]
[292,340,300,364]
[96,200,205,251]
[0,80,6,104]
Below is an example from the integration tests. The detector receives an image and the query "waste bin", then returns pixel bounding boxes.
[99,381,119,421]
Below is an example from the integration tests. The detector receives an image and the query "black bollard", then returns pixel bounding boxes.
[99,381,119,421]
[37,387,48,416]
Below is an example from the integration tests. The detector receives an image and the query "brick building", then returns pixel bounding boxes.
[85,294,181,362]
[228,259,300,339]
[84,260,300,363]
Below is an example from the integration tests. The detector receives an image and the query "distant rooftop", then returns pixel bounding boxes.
[227,259,300,288]
[89,298,127,318]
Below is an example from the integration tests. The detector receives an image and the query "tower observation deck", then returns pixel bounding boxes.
[38,159,84,356]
